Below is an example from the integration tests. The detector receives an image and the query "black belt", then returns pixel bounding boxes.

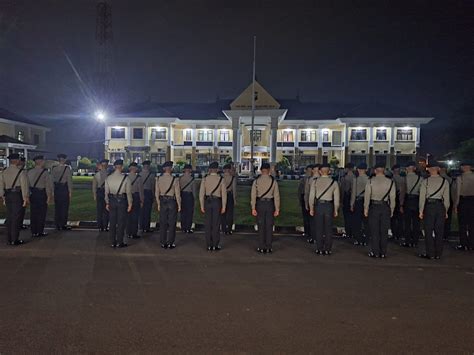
[257,197,274,202]
[205,195,221,200]
[160,195,176,200]
[371,200,388,205]
[5,188,21,193]
[31,187,46,192]
[426,198,442,204]
[407,194,419,199]
[54,182,67,185]
[181,191,192,194]
[317,200,333,204]
[108,193,126,199]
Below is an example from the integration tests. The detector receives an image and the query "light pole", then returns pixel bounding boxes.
[250,35,257,177]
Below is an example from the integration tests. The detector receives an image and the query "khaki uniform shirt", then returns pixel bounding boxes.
[405,172,422,196]
[309,175,340,212]
[251,174,280,211]
[223,173,237,204]
[0,165,29,200]
[199,173,227,209]
[28,167,53,199]
[304,172,320,209]
[392,174,407,206]
[179,173,197,197]
[340,172,354,195]
[156,173,181,210]
[419,175,450,212]
[454,171,474,208]
[350,174,369,208]
[364,175,396,214]
[51,164,73,193]
[104,170,132,206]
[128,172,144,203]
[92,170,108,199]
[141,169,156,192]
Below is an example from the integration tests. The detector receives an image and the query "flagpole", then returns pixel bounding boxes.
[250,35,256,177]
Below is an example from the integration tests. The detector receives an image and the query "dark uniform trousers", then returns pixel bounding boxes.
[108,194,128,244]
[300,194,311,237]
[54,182,70,228]
[369,201,391,255]
[205,196,222,247]
[353,198,368,244]
[159,197,177,244]
[314,201,334,251]
[5,190,23,243]
[180,191,194,231]
[96,188,109,230]
[256,198,275,250]
[404,195,421,245]
[391,195,403,239]
[423,200,446,257]
[444,199,453,240]
[127,192,141,237]
[30,188,48,235]
[221,191,234,233]
[343,192,353,237]
[458,196,474,249]
[18,204,26,229]
[140,189,154,231]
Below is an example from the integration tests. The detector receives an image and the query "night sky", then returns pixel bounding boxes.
[0,0,473,156]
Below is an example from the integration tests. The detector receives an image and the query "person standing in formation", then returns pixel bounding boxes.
[156,161,181,249]
[18,157,27,230]
[200,161,226,251]
[439,163,454,240]
[390,165,406,241]
[419,162,450,259]
[0,154,29,245]
[309,163,340,255]
[251,163,280,253]
[454,161,474,251]
[92,159,110,232]
[402,161,422,248]
[364,163,396,258]
[179,163,196,233]
[304,164,320,244]
[350,163,369,246]
[140,160,155,233]
[126,162,144,239]
[221,163,237,235]
[299,164,313,240]
[105,160,132,248]
[28,155,53,238]
[341,163,355,239]
[52,153,73,231]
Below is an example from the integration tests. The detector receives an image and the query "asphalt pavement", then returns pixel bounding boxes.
[0,229,473,354]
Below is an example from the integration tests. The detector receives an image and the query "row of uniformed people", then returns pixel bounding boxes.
[0,154,76,245]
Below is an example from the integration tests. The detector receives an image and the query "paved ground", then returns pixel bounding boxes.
[0,229,473,354]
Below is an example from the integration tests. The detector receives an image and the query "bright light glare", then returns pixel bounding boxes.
[447,160,453,166]
[95,111,106,121]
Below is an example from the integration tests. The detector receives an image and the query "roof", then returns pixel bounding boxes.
[0,135,32,145]
[116,99,427,121]
[0,108,46,127]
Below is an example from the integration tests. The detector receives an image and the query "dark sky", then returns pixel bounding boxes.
[0,0,473,129]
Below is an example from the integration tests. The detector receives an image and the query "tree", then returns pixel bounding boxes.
[224,156,233,164]
[78,157,92,169]
[276,157,291,174]
[329,156,340,169]
[453,138,474,160]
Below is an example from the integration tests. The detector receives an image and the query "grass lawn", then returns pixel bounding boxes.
[0,179,458,229]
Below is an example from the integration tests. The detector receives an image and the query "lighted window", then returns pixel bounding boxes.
[322,130,330,142]
[350,129,367,141]
[376,129,387,141]
[396,129,413,141]
[197,130,213,141]
[111,128,125,139]
[332,131,342,146]
[132,153,142,163]
[151,153,166,165]
[133,128,143,139]
[252,130,262,142]
[282,130,294,142]
[183,130,192,141]
[219,130,230,141]
[17,130,24,142]
[300,130,317,142]
[151,128,167,140]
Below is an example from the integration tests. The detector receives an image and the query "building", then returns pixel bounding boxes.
[0,108,50,168]
[105,82,433,172]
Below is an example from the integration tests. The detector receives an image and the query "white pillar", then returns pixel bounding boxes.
[270,117,278,164]
[192,126,196,147]
[415,126,420,148]
[24,148,28,160]
[145,122,149,146]
[368,125,374,147]
[232,117,240,163]
[127,122,131,146]
[390,126,395,147]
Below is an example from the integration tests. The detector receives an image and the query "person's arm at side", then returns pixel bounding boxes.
[92,176,97,200]
[363,181,371,217]
[333,183,340,217]
[199,178,206,213]
[20,171,29,206]
[155,177,161,211]
[220,182,227,214]
[350,178,356,211]
[273,181,280,217]
[443,182,450,217]
[67,167,73,196]
[389,181,396,217]
[125,180,133,212]
[175,179,181,211]
[309,180,316,216]
[419,179,427,219]
[251,180,257,216]
[104,180,110,211]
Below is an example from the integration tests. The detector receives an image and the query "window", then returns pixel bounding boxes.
[300,130,317,142]
[151,128,167,140]
[350,129,367,141]
[396,155,412,166]
[111,127,125,139]
[33,134,40,145]
[376,129,387,141]
[219,130,230,142]
[183,130,192,141]
[197,153,211,166]
[332,131,342,146]
[396,128,413,141]
[282,130,294,142]
[252,130,262,142]
[300,155,316,167]
[151,153,166,165]
[219,155,230,164]
[133,128,143,139]
[197,130,213,141]
[350,154,367,166]
[110,152,125,163]
[375,155,387,167]
[322,130,330,142]
[17,130,24,142]
[132,153,143,163]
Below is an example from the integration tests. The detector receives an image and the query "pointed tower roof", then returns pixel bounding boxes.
[230,81,280,110]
